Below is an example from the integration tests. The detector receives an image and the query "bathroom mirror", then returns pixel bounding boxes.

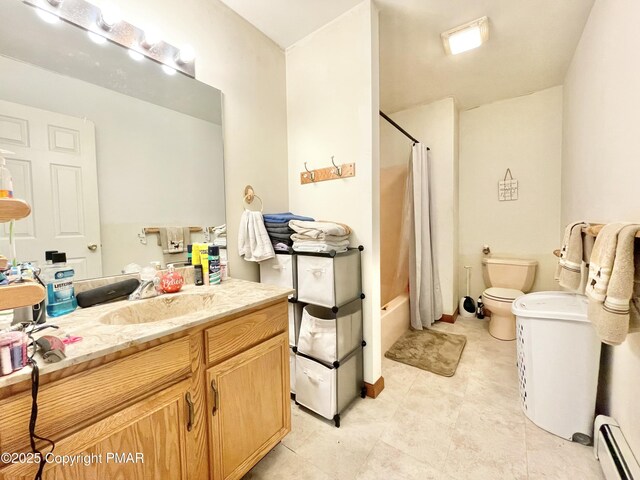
[0,1,226,279]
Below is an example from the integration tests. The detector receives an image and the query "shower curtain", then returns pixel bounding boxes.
[407,143,443,329]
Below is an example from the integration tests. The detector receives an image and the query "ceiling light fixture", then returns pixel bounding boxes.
[162,65,177,76]
[47,0,64,6]
[128,49,144,61]
[441,16,489,55]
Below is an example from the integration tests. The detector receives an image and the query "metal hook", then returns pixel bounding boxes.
[304,162,315,182]
[330,156,342,177]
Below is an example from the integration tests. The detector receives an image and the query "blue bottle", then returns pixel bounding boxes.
[44,252,78,317]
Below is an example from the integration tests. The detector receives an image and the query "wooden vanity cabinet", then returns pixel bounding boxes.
[207,333,290,480]
[0,298,290,480]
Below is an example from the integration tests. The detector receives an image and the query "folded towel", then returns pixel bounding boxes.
[266,232,291,241]
[586,223,628,303]
[265,221,295,228]
[238,210,275,262]
[265,225,294,234]
[273,242,291,252]
[289,220,352,239]
[263,212,315,224]
[556,221,588,292]
[158,226,190,254]
[293,241,349,254]
[587,224,640,345]
[291,233,350,243]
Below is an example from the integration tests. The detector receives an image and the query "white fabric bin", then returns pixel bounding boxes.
[288,300,304,347]
[512,292,601,443]
[260,254,296,290]
[295,349,363,421]
[297,249,361,308]
[297,301,362,364]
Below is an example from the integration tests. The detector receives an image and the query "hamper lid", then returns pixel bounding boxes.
[511,292,589,323]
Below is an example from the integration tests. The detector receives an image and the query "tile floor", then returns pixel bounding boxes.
[244,317,604,480]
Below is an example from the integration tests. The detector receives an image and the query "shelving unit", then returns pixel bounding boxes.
[260,246,366,428]
[0,198,46,310]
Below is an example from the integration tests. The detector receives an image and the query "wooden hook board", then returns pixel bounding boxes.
[300,163,356,185]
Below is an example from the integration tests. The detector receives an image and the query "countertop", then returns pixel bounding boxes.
[0,278,293,390]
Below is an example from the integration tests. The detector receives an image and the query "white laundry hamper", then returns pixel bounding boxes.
[512,292,602,443]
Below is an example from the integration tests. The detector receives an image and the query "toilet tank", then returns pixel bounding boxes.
[482,257,538,292]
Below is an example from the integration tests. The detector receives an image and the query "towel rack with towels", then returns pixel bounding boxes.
[553,223,640,257]
[138,226,212,245]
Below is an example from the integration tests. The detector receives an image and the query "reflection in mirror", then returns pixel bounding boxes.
[0,1,226,280]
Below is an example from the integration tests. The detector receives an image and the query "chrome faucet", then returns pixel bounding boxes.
[129,278,161,300]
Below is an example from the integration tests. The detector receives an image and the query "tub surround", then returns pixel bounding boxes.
[0,278,292,480]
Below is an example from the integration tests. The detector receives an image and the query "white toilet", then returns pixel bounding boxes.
[481,257,537,340]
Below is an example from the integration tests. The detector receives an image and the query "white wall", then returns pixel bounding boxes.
[107,0,289,281]
[286,0,381,383]
[562,0,640,455]
[459,87,563,300]
[389,98,459,315]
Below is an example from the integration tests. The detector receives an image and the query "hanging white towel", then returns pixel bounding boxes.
[238,210,275,262]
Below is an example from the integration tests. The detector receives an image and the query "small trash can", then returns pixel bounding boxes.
[512,292,602,443]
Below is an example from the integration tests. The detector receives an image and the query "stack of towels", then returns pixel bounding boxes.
[262,213,315,252]
[290,220,352,253]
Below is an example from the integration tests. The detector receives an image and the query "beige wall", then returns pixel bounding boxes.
[109,0,289,282]
[562,0,640,455]
[286,1,381,383]
[389,98,459,315]
[459,87,563,300]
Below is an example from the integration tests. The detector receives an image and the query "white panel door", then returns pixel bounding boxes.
[0,99,101,280]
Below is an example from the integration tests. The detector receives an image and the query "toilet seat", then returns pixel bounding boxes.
[483,287,524,303]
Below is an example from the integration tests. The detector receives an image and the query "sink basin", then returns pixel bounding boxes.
[99,293,217,325]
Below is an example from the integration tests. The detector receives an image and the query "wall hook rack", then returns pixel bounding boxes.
[300,157,356,185]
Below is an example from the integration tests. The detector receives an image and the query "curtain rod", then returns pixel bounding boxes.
[379,110,430,150]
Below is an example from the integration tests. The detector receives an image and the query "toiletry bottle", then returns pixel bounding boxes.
[192,243,204,286]
[199,244,210,285]
[187,244,193,265]
[208,245,221,285]
[476,296,485,319]
[0,154,14,198]
[220,259,228,281]
[44,252,78,317]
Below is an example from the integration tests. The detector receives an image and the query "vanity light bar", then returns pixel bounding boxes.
[23,0,196,78]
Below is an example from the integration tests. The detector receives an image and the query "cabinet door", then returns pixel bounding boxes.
[0,381,192,480]
[208,333,290,480]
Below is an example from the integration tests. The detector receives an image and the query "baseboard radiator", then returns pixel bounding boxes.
[594,416,640,480]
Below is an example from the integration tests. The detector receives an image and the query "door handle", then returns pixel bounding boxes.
[211,380,219,416]
[87,243,98,251]
[185,392,194,432]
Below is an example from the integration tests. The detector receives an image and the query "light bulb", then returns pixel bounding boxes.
[176,45,195,64]
[162,65,177,76]
[128,49,144,61]
[36,8,61,24]
[98,4,121,30]
[88,31,107,44]
[141,28,161,49]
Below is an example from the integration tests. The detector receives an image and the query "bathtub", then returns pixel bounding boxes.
[381,293,411,354]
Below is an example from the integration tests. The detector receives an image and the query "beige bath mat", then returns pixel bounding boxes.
[385,329,467,377]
